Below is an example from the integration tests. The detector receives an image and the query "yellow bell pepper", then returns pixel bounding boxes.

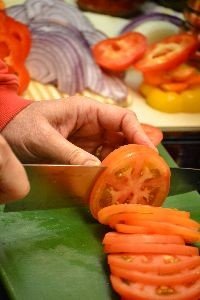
[140,84,200,113]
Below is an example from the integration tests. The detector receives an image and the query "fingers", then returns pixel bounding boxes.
[98,104,157,151]
[37,125,101,165]
[0,135,30,204]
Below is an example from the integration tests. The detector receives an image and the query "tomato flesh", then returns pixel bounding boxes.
[89,145,170,219]
[110,275,200,300]
[92,32,147,71]
[108,254,200,275]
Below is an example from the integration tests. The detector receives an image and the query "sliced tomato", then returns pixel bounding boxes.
[110,265,200,285]
[89,145,171,219]
[134,33,198,73]
[103,232,185,245]
[108,254,200,275]
[92,32,147,72]
[97,204,190,225]
[114,222,200,243]
[107,212,199,230]
[110,275,200,300]
[104,242,199,256]
[141,124,163,146]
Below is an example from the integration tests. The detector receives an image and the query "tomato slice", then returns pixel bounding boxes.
[114,221,200,243]
[92,32,147,72]
[110,265,200,285]
[107,212,199,230]
[110,275,200,300]
[134,33,198,73]
[104,242,199,256]
[89,145,171,219]
[108,254,200,275]
[97,204,190,225]
[141,124,163,146]
[103,232,185,245]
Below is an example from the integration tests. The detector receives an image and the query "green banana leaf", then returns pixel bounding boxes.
[0,146,199,300]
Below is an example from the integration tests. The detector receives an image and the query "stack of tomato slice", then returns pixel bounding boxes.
[0,8,31,94]
[97,204,200,300]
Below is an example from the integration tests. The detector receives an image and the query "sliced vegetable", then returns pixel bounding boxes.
[113,221,200,243]
[98,204,189,225]
[110,275,200,300]
[103,232,185,245]
[134,33,198,72]
[108,254,200,275]
[110,265,200,285]
[92,32,147,72]
[104,242,199,256]
[107,211,199,229]
[89,145,170,219]
[140,83,200,113]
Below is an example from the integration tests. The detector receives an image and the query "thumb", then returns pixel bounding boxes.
[40,127,101,166]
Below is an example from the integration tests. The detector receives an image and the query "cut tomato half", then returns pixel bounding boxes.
[134,33,198,73]
[108,254,200,275]
[92,32,147,71]
[89,145,171,219]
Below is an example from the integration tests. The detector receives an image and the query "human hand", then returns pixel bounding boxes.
[0,135,30,204]
[1,96,156,165]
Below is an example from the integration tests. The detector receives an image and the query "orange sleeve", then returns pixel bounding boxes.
[0,60,32,131]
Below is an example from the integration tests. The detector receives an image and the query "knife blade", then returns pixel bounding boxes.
[4,165,200,212]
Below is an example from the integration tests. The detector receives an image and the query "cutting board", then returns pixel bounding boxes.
[0,145,200,300]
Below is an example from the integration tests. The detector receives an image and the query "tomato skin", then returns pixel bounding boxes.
[89,145,171,219]
[92,32,147,71]
[108,254,200,275]
[134,33,198,73]
[110,275,200,300]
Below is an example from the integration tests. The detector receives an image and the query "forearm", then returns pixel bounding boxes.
[0,60,32,131]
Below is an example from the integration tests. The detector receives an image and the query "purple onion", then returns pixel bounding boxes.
[120,12,185,34]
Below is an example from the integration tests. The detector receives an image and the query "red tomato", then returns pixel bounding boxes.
[108,254,200,275]
[92,32,147,71]
[110,265,200,285]
[141,124,163,146]
[98,204,190,225]
[107,212,199,230]
[113,221,200,243]
[110,275,200,300]
[104,242,199,256]
[134,33,198,73]
[89,145,170,219]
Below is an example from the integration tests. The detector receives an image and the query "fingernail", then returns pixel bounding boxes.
[84,159,101,166]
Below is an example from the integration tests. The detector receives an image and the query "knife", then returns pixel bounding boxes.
[4,165,200,212]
